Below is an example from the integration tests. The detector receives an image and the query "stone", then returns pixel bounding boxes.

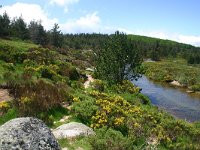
[170,80,183,87]
[0,117,61,150]
[85,68,94,72]
[52,122,95,139]
[186,90,194,93]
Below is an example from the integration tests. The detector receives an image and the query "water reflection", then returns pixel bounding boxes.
[132,76,200,122]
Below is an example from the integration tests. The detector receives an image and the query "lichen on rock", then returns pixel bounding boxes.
[0,117,61,150]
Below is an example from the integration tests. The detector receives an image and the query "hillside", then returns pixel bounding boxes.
[0,37,200,149]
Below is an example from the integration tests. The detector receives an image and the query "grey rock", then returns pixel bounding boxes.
[53,122,95,139]
[0,117,61,150]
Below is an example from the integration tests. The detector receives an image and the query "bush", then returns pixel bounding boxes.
[27,47,57,65]
[112,80,141,94]
[190,84,200,92]
[58,62,80,80]
[72,98,98,124]
[70,81,84,89]
[0,101,11,114]
[0,45,26,63]
[11,79,67,116]
[92,79,105,92]
[89,127,134,150]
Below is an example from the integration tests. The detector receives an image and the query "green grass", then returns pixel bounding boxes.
[0,39,38,52]
[0,60,8,83]
[0,108,18,125]
[144,58,200,91]
[47,105,69,121]
[58,137,92,150]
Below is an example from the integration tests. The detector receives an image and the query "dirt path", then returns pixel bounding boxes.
[83,75,94,89]
[0,89,13,102]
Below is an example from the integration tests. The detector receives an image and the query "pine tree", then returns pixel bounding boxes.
[95,31,142,84]
[50,23,63,47]
[0,12,10,37]
[11,16,29,40]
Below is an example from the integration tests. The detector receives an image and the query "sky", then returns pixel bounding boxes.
[0,0,200,46]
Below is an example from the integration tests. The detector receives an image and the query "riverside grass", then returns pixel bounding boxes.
[144,58,200,91]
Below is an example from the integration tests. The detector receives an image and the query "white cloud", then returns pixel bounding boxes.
[50,0,79,6]
[176,35,200,46]
[60,12,102,33]
[49,0,79,13]
[149,32,200,47]
[0,2,57,30]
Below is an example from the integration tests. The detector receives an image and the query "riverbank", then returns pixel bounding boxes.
[144,58,200,93]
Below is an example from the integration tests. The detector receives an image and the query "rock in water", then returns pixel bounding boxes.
[0,117,61,150]
[53,122,95,139]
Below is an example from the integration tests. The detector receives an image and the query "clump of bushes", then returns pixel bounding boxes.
[72,96,98,124]
[0,45,26,63]
[112,80,141,94]
[58,62,80,80]
[11,79,68,116]
[91,79,105,92]
[70,88,200,149]
[89,127,134,150]
[26,47,57,65]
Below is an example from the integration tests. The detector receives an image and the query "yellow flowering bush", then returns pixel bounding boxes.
[112,80,141,94]
[0,101,10,113]
[91,79,105,92]
[19,96,32,104]
[89,90,143,132]
[72,97,81,102]
[17,96,34,116]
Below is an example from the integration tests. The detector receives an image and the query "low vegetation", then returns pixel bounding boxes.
[144,59,200,91]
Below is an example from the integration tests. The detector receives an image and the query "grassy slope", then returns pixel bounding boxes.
[0,39,38,83]
[0,39,38,51]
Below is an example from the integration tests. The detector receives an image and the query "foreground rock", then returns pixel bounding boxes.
[53,122,95,139]
[0,117,61,150]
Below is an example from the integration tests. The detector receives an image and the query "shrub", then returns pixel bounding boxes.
[70,81,84,89]
[72,98,98,124]
[27,47,58,65]
[58,62,80,80]
[0,45,25,63]
[0,101,11,114]
[92,79,105,92]
[89,127,134,150]
[112,80,141,94]
[190,84,200,92]
[12,79,67,116]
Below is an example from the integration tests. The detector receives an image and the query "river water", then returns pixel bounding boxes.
[132,76,200,122]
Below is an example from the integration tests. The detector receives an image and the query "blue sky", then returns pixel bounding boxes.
[0,0,200,46]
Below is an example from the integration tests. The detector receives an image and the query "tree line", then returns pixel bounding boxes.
[0,12,63,47]
[1,12,200,64]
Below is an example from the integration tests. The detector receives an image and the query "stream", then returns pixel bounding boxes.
[132,76,200,122]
